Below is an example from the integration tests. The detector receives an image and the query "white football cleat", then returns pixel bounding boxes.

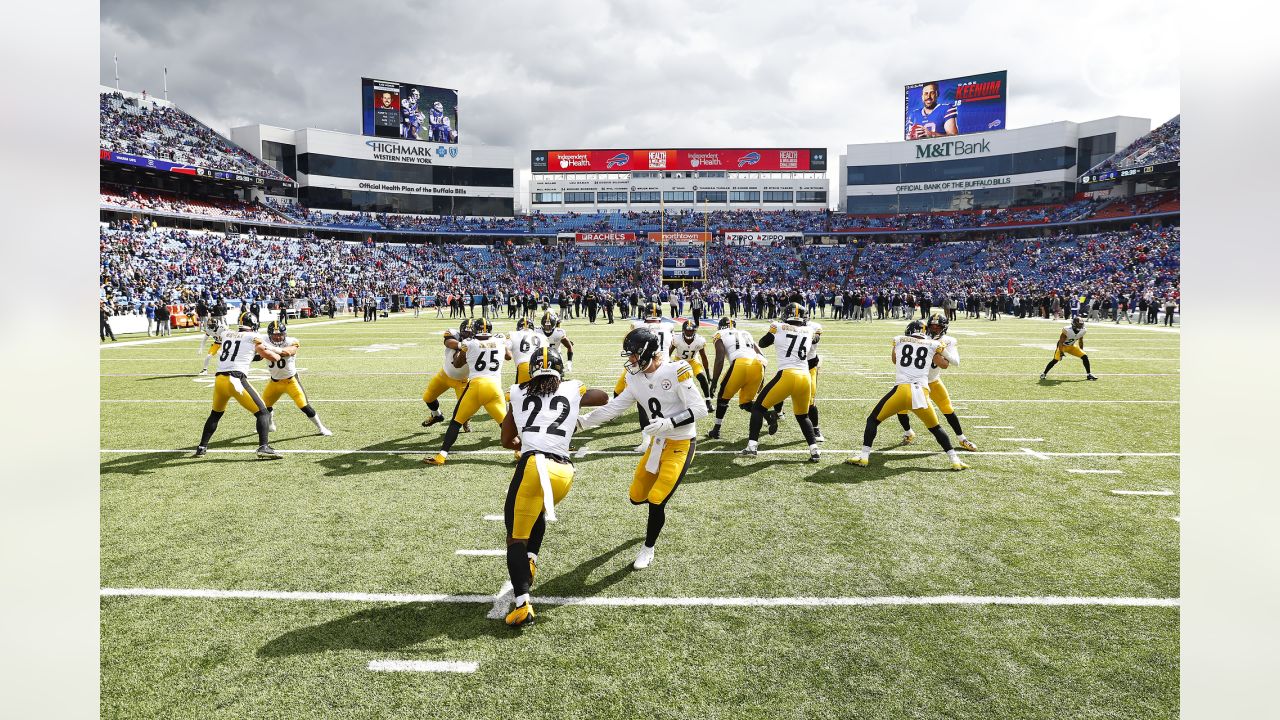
[633,545,655,570]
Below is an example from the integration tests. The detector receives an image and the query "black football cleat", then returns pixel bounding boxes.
[193,446,207,458]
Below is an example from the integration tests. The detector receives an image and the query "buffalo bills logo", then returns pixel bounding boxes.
[737,152,761,168]
[606,153,630,168]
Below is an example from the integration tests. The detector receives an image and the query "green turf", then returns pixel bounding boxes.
[101,313,1179,719]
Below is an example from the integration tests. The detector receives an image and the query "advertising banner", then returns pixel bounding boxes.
[533,148,826,174]
[574,232,636,242]
[649,231,711,244]
[723,232,804,245]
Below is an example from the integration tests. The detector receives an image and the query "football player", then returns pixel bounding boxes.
[614,303,674,453]
[421,320,473,430]
[1041,316,1098,381]
[197,315,225,375]
[740,303,822,463]
[906,81,958,139]
[844,320,969,470]
[423,318,511,465]
[259,321,332,437]
[401,88,424,140]
[706,317,765,440]
[506,317,545,384]
[897,314,976,450]
[538,311,575,373]
[193,312,282,459]
[498,348,610,627]
[578,328,708,569]
[670,319,713,412]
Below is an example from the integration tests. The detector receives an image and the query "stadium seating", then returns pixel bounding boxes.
[1086,115,1180,176]
[99,90,291,182]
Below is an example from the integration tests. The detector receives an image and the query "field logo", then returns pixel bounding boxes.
[737,152,761,168]
[606,152,630,169]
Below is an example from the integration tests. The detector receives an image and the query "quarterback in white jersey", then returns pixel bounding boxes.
[259,321,331,437]
[670,319,713,412]
[845,320,967,470]
[578,327,708,570]
[423,317,512,466]
[741,303,822,462]
[1041,316,1097,381]
[613,302,673,452]
[507,317,546,383]
[897,314,976,451]
[497,347,610,627]
[194,312,282,459]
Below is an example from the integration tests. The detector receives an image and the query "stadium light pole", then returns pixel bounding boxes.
[114,55,119,90]
[163,67,168,102]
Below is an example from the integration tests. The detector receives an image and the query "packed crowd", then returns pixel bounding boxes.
[99,91,290,182]
[102,186,291,224]
[1090,115,1181,174]
[836,198,1103,232]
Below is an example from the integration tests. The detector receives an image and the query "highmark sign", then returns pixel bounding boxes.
[914,138,992,159]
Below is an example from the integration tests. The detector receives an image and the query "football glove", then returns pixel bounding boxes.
[564,360,573,373]
[644,417,674,435]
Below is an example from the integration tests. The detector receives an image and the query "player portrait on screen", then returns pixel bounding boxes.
[906,81,958,139]
[379,92,397,110]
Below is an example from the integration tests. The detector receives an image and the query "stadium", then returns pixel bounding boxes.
[93,9,1183,720]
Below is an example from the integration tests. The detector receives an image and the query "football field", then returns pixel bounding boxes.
[100,312,1179,719]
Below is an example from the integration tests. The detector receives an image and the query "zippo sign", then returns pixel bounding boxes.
[532,148,826,173]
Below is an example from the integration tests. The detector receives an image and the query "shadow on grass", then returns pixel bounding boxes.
[804,456,962,485]
[100,451,266,476]
[255,537,640,655]
[1037,377,1088,386]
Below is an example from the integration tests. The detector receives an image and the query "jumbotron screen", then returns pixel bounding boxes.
[361,77,459,143]
[904,71,1007,140]
[531,148,827,173]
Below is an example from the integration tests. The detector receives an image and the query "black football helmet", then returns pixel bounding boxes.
[458,320,473,340]
[266,320,287,344]
[644,302,662,320]
[622,327,661,375]
[784,302,807,325]
[905,320,926,338]
[541,311,558,333]
[926,313,948,339]
[472,317,493,336]
[237,311,259,331]
[1071,316,1085,331]
[516,317,531,331]
[717,316,735,330]
[681,319,698,338]
[529,347,565,380]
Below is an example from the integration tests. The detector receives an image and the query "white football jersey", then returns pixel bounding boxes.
[214,329,262,373]
[507,329,546,365]
[461,336,505,380]
[508,379,585,459]
[441,329,469,381]
[540,327,567,347]
[584,360,704,440]
[262,335,299,380]
[893,335,942,385]
[1062,325,1086,346]
[670,333,706,362]
[926,334,959,383]
[714,328,758,362]
[203,321,224,340]
[631,320,672,360]
[768,321,820,371]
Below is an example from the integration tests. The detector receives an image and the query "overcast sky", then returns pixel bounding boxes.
[101,0,1179,203]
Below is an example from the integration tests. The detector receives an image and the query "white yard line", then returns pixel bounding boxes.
[1067,469,1124,475]
[1110,490,1175,496]
[367,660,478,673]
[482,514,503,522]
[100,397,1182,405]
[99,586,1179,608]
[455,549,505,556]
[959,415,990,419]
[1001,437,1044,442]
[974,425,1014,429]
[99,448,1180,458]
[99,317,369,349]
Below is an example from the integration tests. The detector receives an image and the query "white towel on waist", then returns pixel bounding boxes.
[644,437,666,474]
[909,382,929,410]
[533,453,556,522]
[229,376,244,394]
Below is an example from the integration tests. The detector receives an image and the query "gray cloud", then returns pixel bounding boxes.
[101,0,1179,200]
